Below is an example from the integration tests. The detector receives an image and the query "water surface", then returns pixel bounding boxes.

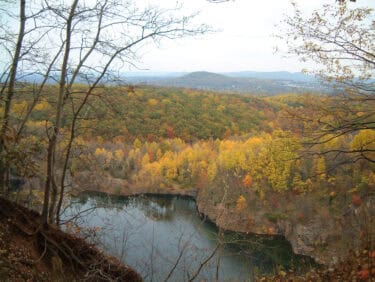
[63,193,313,281]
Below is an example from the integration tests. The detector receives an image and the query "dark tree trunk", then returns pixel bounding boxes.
[0,0,26,193]
[41,0,78,224]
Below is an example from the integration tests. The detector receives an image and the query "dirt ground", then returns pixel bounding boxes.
[0,196,142,281]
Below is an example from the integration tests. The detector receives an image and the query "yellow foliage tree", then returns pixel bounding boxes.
[207,162,217,181]
[315,157,327,181]
[133,138,142,149]
[350,130,375,162]
[236,195,247,213]
[11,101,28,117]
[94,148,113,163]
[34,99,52,111]
[114,149,124,161]
[147,98,158,106]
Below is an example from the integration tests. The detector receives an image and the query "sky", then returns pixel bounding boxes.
[129,0,374,73]
[0,0,373,75]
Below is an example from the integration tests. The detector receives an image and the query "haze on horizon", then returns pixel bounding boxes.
[1,0,373,75]
[130,0,374,74]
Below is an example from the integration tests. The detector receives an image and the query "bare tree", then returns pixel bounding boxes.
[20,0,210,224]
[281,1,374,163]
[0,0,61,198]
[0,0,209,224]
[0,0,26,192]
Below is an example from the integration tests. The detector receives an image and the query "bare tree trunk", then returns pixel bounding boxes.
[41,0,78,225]
[0,0,26,193]
[51,0,208,224]
[188,243,220,282]
[48,163,58,223]
[56,112,76,225]
[55,5,105,224]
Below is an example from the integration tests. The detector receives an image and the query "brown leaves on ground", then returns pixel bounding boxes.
[0,196,142,281]
[256,248,374,282]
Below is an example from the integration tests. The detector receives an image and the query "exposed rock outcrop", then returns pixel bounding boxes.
[196,189,374,266]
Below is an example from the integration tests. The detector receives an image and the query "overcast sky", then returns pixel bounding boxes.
[131,0,374,73]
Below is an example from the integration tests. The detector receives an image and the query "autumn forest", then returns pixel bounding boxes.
[0,0,374,280]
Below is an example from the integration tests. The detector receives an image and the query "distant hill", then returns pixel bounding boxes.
[4,70,332,95]
[142,71,327,95]
[225,71,314,82]
[154,71,247,91]
[121,70,314,82]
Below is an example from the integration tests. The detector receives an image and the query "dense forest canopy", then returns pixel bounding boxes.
[5,84,374,195]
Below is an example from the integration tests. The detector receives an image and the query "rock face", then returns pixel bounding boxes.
[279,218,342,265]
[196,189,374,266]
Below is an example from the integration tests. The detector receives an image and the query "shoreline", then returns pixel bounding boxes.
[75,188,317,261]
[71,183,372,267]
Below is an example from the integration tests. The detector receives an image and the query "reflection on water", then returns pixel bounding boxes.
[63,192,314,281]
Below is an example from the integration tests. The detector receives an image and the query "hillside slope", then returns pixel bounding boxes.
[0,197,141,281]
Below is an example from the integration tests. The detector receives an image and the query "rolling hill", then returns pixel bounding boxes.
[142,71,327,95]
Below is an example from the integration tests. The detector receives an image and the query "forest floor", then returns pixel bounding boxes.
[256,247,374,281]
[0,196,141,281]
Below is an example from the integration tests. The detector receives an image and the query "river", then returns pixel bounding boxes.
[63,192,314,281]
